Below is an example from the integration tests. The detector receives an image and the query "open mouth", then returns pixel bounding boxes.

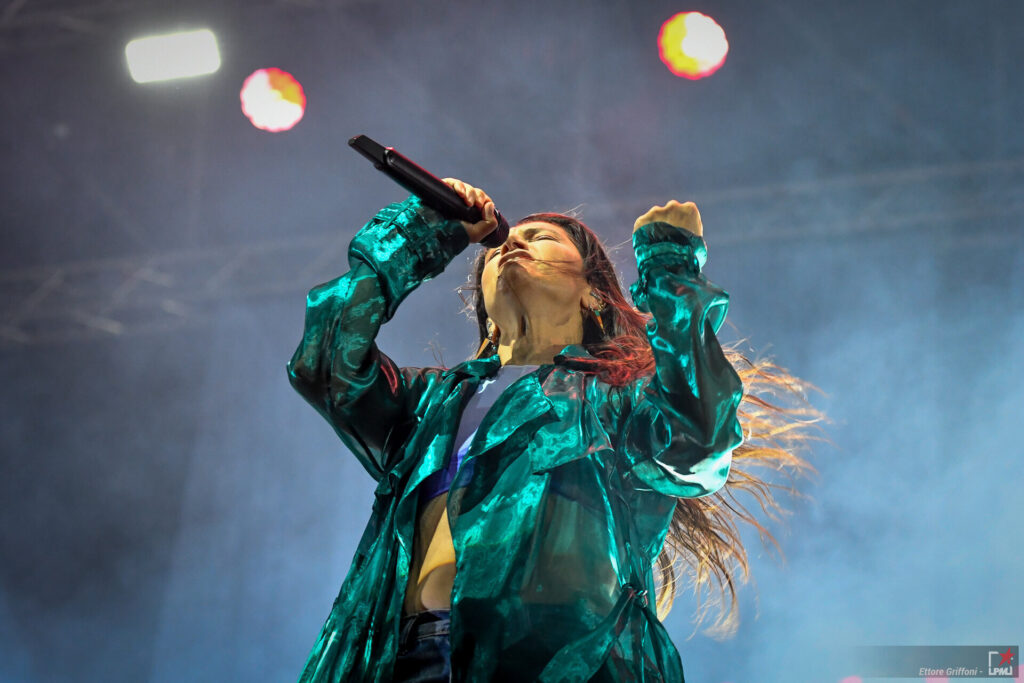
[498,250,532,267]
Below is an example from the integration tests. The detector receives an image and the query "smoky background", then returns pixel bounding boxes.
[1,1,1022,681]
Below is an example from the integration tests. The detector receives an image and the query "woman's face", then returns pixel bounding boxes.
[480,221,591,336]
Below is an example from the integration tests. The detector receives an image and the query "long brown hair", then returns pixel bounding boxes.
[460,212,824,637]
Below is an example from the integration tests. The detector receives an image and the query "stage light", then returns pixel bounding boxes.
[240,68,306,133]
[658,11,729,79]
[125,29,221,83]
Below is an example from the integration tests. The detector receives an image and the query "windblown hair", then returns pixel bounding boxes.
[460,212,824,637]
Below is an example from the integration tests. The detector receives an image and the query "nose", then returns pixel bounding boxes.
[499,230,527,256]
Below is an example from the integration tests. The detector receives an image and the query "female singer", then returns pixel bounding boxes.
[288,179,818,682]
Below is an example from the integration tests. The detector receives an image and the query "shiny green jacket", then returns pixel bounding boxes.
[287,196,743,682]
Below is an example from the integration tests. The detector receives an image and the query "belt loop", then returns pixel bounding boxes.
[398,614,417,652]
[395,610,419,655]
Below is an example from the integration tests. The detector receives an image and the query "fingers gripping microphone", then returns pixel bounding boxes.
[349,135,510,248]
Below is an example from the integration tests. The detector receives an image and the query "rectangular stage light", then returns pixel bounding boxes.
[125,29,221,84]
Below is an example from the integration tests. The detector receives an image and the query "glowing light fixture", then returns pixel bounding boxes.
[125,29,221,83]
[240,68,307,133]
[658,11,729,79]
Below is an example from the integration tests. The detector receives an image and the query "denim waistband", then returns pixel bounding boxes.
[399,610,451,650]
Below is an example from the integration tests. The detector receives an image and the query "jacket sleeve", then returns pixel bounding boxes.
[286,195,470,480]
[618,221,744,498]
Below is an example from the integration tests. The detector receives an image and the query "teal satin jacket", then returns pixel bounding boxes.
[287,196,744,682]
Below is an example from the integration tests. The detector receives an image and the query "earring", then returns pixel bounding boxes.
[584,295,606,337]
[476,319,500,358]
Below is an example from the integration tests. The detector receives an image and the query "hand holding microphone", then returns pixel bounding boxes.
[348,135,509,247]
[441,178,499,244]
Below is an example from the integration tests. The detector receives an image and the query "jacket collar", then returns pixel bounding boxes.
[553,344,594,369]
[443,343,595,380]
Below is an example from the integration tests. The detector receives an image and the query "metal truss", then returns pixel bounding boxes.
[2,157,1021,349]
[0,0,370,52]
[0,0,142,51]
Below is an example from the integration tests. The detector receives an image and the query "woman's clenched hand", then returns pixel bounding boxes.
[633,200,703,237]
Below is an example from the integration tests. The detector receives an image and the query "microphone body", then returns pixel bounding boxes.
[349,135,510,248]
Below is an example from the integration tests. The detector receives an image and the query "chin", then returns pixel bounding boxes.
[496,264,531,287]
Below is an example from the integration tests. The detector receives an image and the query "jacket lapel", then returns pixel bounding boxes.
[470,370,556,456]
[467,345,616,472]
[395,355,503,498]
[528,364,614,472]
[399,346,617,491]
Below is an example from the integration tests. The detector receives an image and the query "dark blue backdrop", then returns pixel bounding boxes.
[1,1,1021,681]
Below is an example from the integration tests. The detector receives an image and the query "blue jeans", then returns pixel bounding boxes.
[393,610,451,682]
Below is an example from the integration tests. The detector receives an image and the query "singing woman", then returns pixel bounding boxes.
[288,179,818,682]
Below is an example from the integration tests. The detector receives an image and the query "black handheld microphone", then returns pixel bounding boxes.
[349,135,510,248]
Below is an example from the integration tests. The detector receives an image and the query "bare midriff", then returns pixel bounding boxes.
[403,493,457,615]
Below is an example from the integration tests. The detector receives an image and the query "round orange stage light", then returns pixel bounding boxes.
[240,68,306,132]
[658,11,729,80]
